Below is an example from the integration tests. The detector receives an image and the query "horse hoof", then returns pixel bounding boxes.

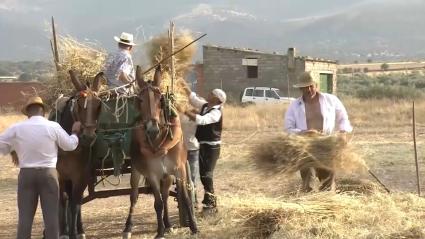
[59,236,70,239]
[122,232,132,239]
[165,227,174,234]
[76,234,86,239]
[190,228,199,234]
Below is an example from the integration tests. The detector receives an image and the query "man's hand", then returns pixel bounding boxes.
[337,130,348,143]
[154,147,168,158]
[183,85,192,95]
[72,121,82,135]
[11,151,18,167]
[175,104,186,113]
[184,110,197,121]
[119,72,131,83]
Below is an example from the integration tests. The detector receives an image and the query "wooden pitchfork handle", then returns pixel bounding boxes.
[368,169,391,193]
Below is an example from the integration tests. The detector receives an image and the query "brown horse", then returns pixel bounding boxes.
[122,66,198,239]
[56,71,103,239]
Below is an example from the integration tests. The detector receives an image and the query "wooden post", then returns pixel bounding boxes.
[51,16,60,71]
[169,21,175,93]
[413,101,421,196]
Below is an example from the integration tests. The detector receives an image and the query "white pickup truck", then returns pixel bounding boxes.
[240,87,295,104]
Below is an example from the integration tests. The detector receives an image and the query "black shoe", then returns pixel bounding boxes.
[202,192,217,208]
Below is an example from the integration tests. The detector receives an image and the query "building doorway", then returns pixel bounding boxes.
[319,73,333,93]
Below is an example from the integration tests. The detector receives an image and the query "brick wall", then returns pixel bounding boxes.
[304,60,338,94]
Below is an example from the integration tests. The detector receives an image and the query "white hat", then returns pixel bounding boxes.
[114,32,136,46]
[212,89,227,104]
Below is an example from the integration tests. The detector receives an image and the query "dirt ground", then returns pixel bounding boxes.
[0,123,424,238]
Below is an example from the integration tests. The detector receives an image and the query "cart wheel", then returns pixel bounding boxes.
[176,161,195,227]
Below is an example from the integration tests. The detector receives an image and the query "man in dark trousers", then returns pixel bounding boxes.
[184,88,226,211]
[0,96,81,239]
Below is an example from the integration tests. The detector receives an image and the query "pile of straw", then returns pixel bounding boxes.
[221,194,346,239]
[144,31,196,111]
[210,192,425,238]
[252,133,366,175]
[336,178,384,194]
[44,35,107,104]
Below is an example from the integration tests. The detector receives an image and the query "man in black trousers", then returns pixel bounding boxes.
[184,88,226,211]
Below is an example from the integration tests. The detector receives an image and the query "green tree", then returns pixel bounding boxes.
[381,63,390,71]
[18,73,33,81]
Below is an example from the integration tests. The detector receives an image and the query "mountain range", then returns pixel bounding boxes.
[1,0,424,63]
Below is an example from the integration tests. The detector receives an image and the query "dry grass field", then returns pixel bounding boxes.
[1,98,425,238]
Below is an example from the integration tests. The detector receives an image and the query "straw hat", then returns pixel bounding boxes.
[114,32,136,46]
[212,89,227,104]
[293,72,316,88]
[22,96,46,115]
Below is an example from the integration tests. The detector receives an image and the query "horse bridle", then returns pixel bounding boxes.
[71,90,101,129]
[137,83,175,151]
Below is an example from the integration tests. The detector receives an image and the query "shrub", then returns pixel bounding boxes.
[356,85,423,100]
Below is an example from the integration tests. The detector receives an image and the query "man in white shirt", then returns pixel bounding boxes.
[184,88,226,210]
[284,72,352,192]
[104,32,136,93]
[0,96,81,239]
[180,111,200,207]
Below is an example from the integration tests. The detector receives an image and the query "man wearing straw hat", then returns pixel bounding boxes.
[284,72,352,192]
[184,88,226,211]
[0,96,81,238]
[104,32,136,93]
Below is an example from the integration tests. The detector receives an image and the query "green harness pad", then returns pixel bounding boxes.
[93,96,140,176]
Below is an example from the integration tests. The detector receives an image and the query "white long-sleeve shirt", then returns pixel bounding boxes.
[284,93,352,135]
[189,92,222,145]
[0,116,79,168]
[180,114,200,151]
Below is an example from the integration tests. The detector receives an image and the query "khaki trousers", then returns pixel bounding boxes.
[17,168,59,239]
[300,167,336,192]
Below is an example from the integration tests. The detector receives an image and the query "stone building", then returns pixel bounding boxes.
[198,45,337,101]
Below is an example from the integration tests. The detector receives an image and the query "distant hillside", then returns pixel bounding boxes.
[0,61,53,81]
[1,0,425,62]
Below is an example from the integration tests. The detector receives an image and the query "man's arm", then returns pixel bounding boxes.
[118,72,131,83]
[284,103,303,134]
[334,97,353,133]
[0,126,14,155]
[186,108,221,126]
[54,122,80,151]
[188,92,207,109]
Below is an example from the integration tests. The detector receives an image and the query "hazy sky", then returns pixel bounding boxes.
[0,0,419,60]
